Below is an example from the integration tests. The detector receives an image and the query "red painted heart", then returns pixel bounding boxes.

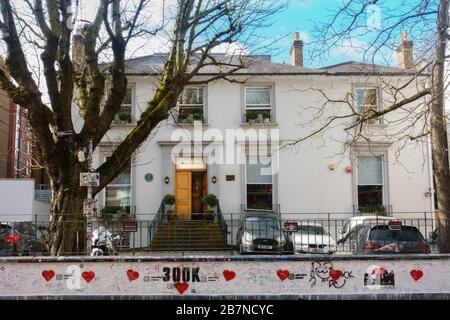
[127,269,139,281]
[82,271,95,283]
[42,270,55,282]
[410,269,424,282]
[223,270,236,282]
[329,269,343,282]
[277,269,290,281]
[175,282,189,294]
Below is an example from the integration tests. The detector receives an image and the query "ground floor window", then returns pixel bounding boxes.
[246,155,273,210]
[357,155,383,209]
[104,159,132,214]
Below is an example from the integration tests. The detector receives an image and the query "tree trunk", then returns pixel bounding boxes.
[46,158,87,256]
[47,187,86,256]
[430,0,450,253]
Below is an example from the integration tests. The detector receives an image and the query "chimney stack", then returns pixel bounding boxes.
[397,31,414,69]
[72,28,85,73]
[290,32,304,67]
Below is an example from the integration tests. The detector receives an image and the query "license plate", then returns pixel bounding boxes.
[257,245,272,250]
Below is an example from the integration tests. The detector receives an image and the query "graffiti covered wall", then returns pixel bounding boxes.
[0,256,449,297]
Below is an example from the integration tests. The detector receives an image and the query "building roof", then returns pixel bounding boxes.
[320,61,419,76]
[120,54,421,77]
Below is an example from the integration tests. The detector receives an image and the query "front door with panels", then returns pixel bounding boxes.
[191,172,207,219]
[174,157,207,220]
[175,171,191,220]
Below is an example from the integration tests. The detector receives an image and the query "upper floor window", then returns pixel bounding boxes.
[244,87,273,124]
[357,156,384,210]
[355,87,381,124]
[113,87,133,124]
[178,86,205,124]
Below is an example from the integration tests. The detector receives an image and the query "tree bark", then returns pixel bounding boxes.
[430,0,450,253]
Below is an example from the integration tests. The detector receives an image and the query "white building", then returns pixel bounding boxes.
[87,33,433,230]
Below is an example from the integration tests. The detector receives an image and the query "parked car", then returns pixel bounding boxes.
[289,223,336,254]
[337,216,396,244]
[236,213,288,254]
[353,222,430,254]
[0,222,46,256]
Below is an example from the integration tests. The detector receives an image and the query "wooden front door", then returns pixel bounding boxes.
[191,172,207,217]
[175,171,191,220]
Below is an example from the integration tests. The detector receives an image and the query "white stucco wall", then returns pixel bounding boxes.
[0,179,34,221]
[91,72,433,218]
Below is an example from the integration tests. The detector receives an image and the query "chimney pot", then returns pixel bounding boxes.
[290,32,304,67]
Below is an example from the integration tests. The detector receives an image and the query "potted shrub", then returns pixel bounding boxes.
[163,194,176,214]
[193,113,204,123]
[117,111,132,123]
[359,204,386,216]
[101,206,124,220]
[245,110,258,123]
[202,194,219,221]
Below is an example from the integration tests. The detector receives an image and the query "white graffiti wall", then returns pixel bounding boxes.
[0,258,448,296]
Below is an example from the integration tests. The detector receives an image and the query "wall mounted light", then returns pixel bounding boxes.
[212,176,217,184]
[164,176,170,184]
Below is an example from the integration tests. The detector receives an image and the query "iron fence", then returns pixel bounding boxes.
[0,212,445,256]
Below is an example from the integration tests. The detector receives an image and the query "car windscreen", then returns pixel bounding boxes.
[297,226,328,235]
[368,226,424,242]
[245,217,280,231]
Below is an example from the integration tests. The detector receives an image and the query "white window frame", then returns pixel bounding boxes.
[354,85,382,125]
[178,86,206,123]
[244,154,274,212]
[113,85,135,125]
[244,86,273,123]
[355,155,385,208]
[102,155,133,210]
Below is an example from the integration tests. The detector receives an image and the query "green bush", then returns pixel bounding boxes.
[118,111,132,123]
[202,194,218,207]
[163,194,176,205]
[246,110,258,122]
[359,204,385,213]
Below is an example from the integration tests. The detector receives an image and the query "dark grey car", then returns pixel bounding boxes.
[236,213,288,254]
[354,224,430,254]
[0,222,46,256]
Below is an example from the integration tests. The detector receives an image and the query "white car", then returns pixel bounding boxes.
[337,216,396,244]
[291,223,336,254]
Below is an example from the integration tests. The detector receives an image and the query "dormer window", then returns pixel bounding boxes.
[177,86,205,124]
[355,87,381,124]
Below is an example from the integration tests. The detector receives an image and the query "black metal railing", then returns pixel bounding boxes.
[148,200,166,244]
[0,211,446,256]
[216,203,229,243]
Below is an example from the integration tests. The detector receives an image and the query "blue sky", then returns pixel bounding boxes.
[263,0,428,68]
[265,0,358,66]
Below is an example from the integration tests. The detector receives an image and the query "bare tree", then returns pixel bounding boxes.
[286,0,450,251]
[0,0,285,255]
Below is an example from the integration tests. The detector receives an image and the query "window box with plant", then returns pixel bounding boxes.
[244,86,273,124]
[177,87,205,124]
[245,110,271,124]
[101,206,130,220]
[113,87,133,124]
[359,204,386,215]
